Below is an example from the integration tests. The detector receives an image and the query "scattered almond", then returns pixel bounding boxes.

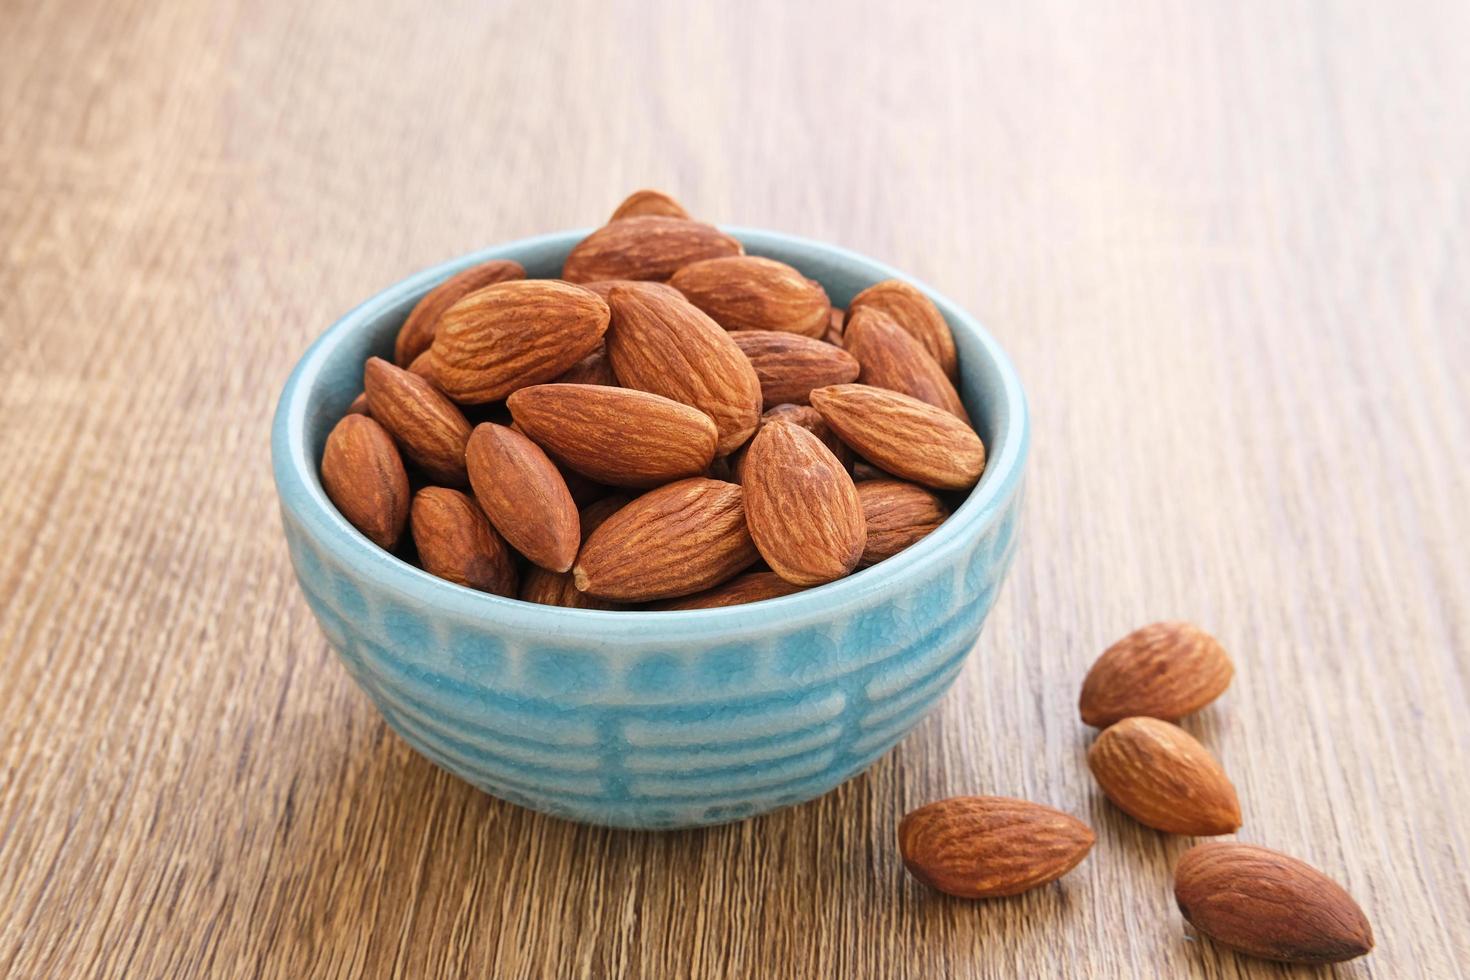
[1080,622,1234,728]
[1174,843,1373,964]
[810,383,985,490]
[320,415,409,550]
[670,255,831,336]
[856,479,949,566]
[409,488,517,596]
[363,357,472,486]
[562,215,742,283]
[742,420,866,585]
[465,423,580,572]
[899,796,1096,898]
[848,278,958,379]
[1087,717,1241,836]
[506,383,718,487]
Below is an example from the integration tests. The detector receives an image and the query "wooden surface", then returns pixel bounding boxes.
[2,0,1467,976]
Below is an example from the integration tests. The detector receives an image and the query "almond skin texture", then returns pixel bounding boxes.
[465,423,580,572]
[518,496,629,609]
[393,259,526,366]
[552,347,619,386]
[320,415,409,550]
[409,488,517,596]
[362,357,472,486]
[743,420,866,586]
[844,307,970,422]
[857,479,949,566]
[848,279,958,379]
[810,384,985,490]
[580,279,684,303]
[1080,622,1235,728]
[562,216,742,283]
[899,796,1096,898]
[506,383,717,487]
[1175,843,1373,964]
[730,403,851,482]
[406,349,440,382]
[609,189,689,221]
[730,330,860,406]
[346,392,370,416]
[573,478,759,601]
[1087,717,1242,836]
[605,285,763,455]
[651,571,807,610]
[430,280,610,404]
[670,255,831,337]
[823,307,845,347]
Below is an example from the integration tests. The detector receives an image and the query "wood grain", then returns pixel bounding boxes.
[3,0,1468,976]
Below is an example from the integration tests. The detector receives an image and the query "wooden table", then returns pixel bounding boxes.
[3,1,1467,976]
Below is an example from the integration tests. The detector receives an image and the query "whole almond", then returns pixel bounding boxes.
[519,496,629,609]
[363,357,472,486]
[605,284,762,455]
[609,188,690,221]
[856,479,949,566]
[1175,843,1373,964]
[409,487,517,596]
[670,255,831,337]
[580,279,685,303]
[506,383,717,487]
[743,420,866,586]
[1087,717,1241,836]
[844,306,969,422]
[899,796,1096,898]
[552,347,618,386]
[1080,622,1234,728]
[562,216,742,283]
[652,571,807,610]
[320,415,409,550]
[393,259,526,367]
[810,384,985,490]
[848,279,958,379]
[430,280,609,404]
[730,330,860,405]
[730,403,851,482]
[823,307,845,347]
[573,478,759,601]
[465,423,580,572]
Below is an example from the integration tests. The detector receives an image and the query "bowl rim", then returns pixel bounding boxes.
[271,227,1029,641]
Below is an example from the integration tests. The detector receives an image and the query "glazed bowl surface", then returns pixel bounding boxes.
[271,228,1028,828]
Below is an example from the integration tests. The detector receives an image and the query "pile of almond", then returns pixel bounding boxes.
[900,622,1373,966]
[320,190,985,609]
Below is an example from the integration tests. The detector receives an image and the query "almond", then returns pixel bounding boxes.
[823,307,845,347]
[609,188,690,221]
[1087,717,1241,836]
[393,259,526,367]
[573,478,759,601]
[409,488,517,596]
[730,403,851,481]
[580,279,685,303]
[669,255,831,336]
[844,306,969,422]
[552,347,618,386]
[742,420,866,586]
[1080,622,1234,728]
[848,279,958,379]
[652,571,807,610]
[1174,843,1373,964]
[562,216,742,283]
[518,496,628,609]
[430,280,609,404]
[856,479,949,566]
[346,392,370,416]
[604,284,762,455]
[465,423,579,571]
[362,357,472,485]
[320,415,409,550]
[406,348,440,382]
[506,383,717,487]
[899,796,1096,898]
[809,384,985,490]
[851,459,892,481]
[730,330,860,406]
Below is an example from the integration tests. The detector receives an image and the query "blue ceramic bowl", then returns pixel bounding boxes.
[271,228,1028,829]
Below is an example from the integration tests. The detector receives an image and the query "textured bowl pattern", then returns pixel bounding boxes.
[273,229,1028,829]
